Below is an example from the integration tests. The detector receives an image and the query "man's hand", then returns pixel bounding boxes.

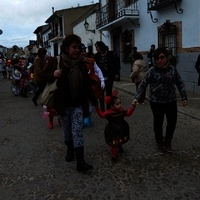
[182,100,188,107]
[54,69,62,77]
[115,75,119,80]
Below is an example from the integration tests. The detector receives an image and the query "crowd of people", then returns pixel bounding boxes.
[1,35,190,172]
[0,53,37,97]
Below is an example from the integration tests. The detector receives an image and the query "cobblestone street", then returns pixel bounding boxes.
[0,78,200,200]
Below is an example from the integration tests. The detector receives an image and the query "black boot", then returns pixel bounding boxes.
[75,146,93,172]
[64,140,74,162]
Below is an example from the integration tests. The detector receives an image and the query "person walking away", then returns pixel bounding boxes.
[112,51,121,81]
[132,47,188,155]
[147,44,156,68]
[195,54,200,86]
[96,90,137,161]
[129,59,148,104]
[13,65,22,96]
[6,60,12,79]
[80,43,105,127]
[166,47,177,66]
[94,41,120,111]
[2,64,7,79]
[32,48,47,106]
[20,67,29,98]
[27,64,37,94]
[128,47,143,83]
[42,34,98,172]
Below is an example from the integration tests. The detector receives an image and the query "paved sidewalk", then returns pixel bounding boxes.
[114,77,200,120]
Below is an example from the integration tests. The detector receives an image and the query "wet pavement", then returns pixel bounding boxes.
[0,77,200,200]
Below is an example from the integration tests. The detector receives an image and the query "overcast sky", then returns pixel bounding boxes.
[0,0,98,48]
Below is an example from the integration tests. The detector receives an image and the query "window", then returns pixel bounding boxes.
[158,20,177,56]
[164,34,176,56]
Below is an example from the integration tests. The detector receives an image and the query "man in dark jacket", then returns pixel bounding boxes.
[195,54,200,86]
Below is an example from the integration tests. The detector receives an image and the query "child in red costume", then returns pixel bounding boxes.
[96,90,137,161]
[43,105,61,129]
[47,107,61,129]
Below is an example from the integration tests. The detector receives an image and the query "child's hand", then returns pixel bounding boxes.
[132,99,138,107]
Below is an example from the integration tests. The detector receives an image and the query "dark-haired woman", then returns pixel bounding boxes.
[42,34,98,172]
[132,47,188,155]
[94,41,120,111]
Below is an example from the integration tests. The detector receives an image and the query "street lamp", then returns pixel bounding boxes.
[84,20,95,34]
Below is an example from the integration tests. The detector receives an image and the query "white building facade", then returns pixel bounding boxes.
[96,0,200,94]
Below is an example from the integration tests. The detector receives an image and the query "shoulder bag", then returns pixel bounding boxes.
[40,56,60,108]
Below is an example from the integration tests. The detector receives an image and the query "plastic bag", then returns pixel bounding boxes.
[42,105,49,119]
[83,116,92,127]
[43,111,50,119]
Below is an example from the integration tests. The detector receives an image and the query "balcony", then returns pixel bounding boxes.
[48,30,63,43]
[96,0,139,31]
[147,0,182,11]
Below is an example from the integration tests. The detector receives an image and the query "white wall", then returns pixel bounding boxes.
[98,0,200,52]
[43,29,52,57]
[126,0,200,51]
[73,13,101,54]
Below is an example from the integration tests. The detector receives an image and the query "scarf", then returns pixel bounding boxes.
[155,61,171,71]
[61,54,83,101]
